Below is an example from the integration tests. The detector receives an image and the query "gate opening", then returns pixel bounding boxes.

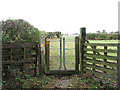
[45,36,79,74]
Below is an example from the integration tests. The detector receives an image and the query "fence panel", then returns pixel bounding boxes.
[82,43,118,84]
[2,42,39,78]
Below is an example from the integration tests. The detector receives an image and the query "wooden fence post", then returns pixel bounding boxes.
[45,37,50,72]
[75,37,79,72]
[117,43,120,87]
[80,27,86,73]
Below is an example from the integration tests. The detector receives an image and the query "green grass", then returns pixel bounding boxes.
[89,40,118,43]
[49,36,118,71]
[49,36,75,70]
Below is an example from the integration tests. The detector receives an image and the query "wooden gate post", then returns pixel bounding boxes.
[45,37,50,72]
[75,36,79,72]
[80,27,86,73]
[117,43,120,87]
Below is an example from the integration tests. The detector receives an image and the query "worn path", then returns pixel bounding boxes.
[55,79,72,88]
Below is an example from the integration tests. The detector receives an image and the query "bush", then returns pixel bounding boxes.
[1,19,42,44]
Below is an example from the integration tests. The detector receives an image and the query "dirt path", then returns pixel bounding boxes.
[55,79,72,88]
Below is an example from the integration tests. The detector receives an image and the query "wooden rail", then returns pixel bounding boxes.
[83,43,118,84]
[2,42,40,76]
[80,27,120,87]
[84,43,119,46]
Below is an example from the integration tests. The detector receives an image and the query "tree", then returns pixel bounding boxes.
[102,30,106,33]
[115,31,119,33]
[1,19,41,44]
[47,32,55,38]
[96,30,100,33]
[54,31,61,38]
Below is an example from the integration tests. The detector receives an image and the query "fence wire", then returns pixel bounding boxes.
[49,36,75,70]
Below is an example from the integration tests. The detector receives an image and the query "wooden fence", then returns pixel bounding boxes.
[1,28,120,87]
[2,42,40,77]
[80,28,120,87]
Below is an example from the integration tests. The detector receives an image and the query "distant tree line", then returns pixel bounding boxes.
[86,30,119,40]
[47,31,61,38]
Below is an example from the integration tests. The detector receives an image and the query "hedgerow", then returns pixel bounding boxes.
[0,19,42,44]
[86,33,119,40]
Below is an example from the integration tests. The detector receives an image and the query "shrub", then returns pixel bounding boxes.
[0,19,42,44]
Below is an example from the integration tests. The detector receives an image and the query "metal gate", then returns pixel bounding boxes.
[45,36,79,74]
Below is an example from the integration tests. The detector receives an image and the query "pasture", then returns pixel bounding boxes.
[49,36,76,70]
[49,36,118,70]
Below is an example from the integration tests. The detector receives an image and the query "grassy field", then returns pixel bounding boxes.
[49,36,75,70]
[49,36,118,70]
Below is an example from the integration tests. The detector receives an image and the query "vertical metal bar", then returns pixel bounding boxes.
[59,37,62,70]
[63,38,66,70]
[41,34,44,51]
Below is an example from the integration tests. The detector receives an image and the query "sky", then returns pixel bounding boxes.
[0,0,119,34]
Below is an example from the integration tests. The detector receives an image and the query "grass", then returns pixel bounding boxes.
[49,36,118,70]
[49,36,75,70]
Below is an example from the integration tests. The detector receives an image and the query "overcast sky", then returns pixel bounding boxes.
[0,0,119,34]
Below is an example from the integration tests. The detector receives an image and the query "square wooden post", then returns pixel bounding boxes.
[45,37,50,72]
[80,27,86,73]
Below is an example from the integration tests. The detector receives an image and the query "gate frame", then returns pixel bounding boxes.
[44,37,79,75]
